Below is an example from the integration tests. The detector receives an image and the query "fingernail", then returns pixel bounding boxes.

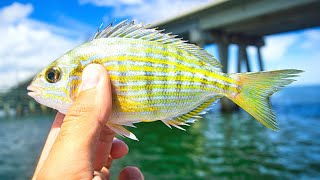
[79,64,101,92]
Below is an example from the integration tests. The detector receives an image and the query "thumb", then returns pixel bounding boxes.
[60,63,112,150]
[38,64,112,179]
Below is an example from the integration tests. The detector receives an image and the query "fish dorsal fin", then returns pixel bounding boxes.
[163,95,222,130]
[93,20,222,70]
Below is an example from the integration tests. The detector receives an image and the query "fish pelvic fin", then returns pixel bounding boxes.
[107,122,138,141]
[229,69,303,130]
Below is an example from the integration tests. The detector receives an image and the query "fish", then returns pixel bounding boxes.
[27,20,302,140]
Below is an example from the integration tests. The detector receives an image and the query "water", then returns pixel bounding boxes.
[0,86,319,179]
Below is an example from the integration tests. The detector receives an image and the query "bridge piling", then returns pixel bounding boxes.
[257,46,264,71]
[237,44,251,73]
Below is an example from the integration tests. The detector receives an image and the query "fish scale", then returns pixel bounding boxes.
[27,20,302,140]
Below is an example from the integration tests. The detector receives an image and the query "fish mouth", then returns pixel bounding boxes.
[27,85,42,97]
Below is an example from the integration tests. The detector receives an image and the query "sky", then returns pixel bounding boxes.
[0,0,319,90]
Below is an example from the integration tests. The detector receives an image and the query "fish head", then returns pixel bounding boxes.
[27,56,79,114]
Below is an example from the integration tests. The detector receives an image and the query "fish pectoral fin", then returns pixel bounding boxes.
[163,95,222,130]
[106,122,138,141]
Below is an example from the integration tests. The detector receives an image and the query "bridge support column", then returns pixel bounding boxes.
[16,103,23,117]
[29,101,36,113]
[237,44,251,72]
[257,46,264,71]
[217,38,239,112]
[4,103,10,117]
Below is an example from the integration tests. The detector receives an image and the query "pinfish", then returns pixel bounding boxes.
[27,20,302,140]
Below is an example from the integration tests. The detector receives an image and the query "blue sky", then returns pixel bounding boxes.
[0,0,319,89]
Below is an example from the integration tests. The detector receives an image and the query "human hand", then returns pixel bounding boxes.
[32,64,144,180]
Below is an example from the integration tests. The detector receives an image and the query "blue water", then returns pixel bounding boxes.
[0,86,319,179]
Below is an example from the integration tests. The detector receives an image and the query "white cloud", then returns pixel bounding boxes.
[0,2,33,23]
[304,29,320,39]
[116,0,215,23]
[300,29,320,49]
[262,33,298,62]
[0,2,84,90]
[261,29,320,86]
[296,51,320,85]
[262,28,320,63]
[80,0,215,24]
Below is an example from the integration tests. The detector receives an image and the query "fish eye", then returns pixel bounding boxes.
[45,67,61,83]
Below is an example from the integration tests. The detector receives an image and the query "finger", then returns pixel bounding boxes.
[101,167,110,179]
[110,139,128,159]
[38,64,112,179]
[94,125,115,170]
[32,112,65,179]
[103,139,128,169]
[118,166,144,180]
[93,169,109,180]
[105,155,116,170]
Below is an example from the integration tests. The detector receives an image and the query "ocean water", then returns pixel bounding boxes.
[0,86,319,179]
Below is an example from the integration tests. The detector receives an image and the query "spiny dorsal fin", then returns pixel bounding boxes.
[93,20,222,70]
[162,95,222,130]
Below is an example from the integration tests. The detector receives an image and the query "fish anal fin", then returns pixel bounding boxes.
[164,95,222,130]
[107,122,138,141]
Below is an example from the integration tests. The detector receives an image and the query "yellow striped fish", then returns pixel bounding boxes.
[27,20,302,140]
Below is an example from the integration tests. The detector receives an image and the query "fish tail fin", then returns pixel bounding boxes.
[228,69,303,130]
